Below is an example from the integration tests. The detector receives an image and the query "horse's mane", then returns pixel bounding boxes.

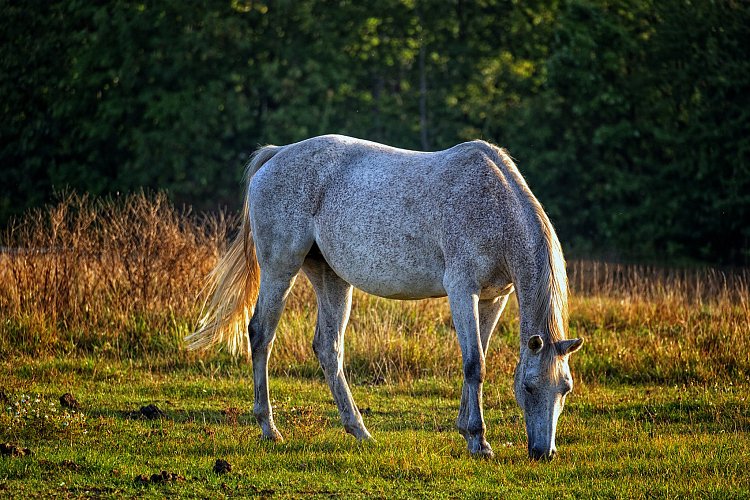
[530,204,569,345]
[490,146,569,349]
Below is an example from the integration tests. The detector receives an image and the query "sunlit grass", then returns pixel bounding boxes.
[1,360,748,497]
[1,193,749,496]
[2,192,748,385]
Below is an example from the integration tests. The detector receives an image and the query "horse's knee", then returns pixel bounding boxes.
[248,322,263,354]
[253,405,267,421]
[311,326,323,358]
[462,356,485,385]
[466,414,486,437]
[312,327,339,366]
[249,320,274,355]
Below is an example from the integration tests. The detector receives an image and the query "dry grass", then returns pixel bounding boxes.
[1,193,748,385]
[0,192,229,357]
[567,261,750,384]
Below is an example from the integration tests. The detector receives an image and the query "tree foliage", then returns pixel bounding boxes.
[1,0,748,264]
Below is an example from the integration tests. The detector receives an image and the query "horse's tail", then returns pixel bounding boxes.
[186,145,282,355]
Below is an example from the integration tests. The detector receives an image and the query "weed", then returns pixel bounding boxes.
[1,392,87,441]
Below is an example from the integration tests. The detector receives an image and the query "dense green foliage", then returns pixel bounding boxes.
[2,0,748,264]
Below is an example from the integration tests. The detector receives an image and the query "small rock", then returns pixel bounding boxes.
[0,443,31,457]
[140,404,166,420]
[213,458,232,474]
[60,393,81,410]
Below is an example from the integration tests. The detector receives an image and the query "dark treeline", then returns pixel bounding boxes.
[1,0,748,265]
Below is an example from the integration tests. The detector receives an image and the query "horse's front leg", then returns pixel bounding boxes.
[448,288,493,457]
[457,295,510,438]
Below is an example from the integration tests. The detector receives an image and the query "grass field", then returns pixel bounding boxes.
[1,359,748,498]
[1,194,749,497]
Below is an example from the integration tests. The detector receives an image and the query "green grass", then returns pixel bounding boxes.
[1,356,748,498]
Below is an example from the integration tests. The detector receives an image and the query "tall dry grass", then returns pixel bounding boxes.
[567,260,749,384]
[0,192,229,357]
[1,193,748,385]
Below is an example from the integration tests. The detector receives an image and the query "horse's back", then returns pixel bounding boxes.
[249,135,524,298]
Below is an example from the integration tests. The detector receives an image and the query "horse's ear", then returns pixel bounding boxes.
[556,338,584,356]
[527,335,544,353]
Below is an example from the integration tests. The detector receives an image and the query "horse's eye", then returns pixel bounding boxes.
[524,384,534,395]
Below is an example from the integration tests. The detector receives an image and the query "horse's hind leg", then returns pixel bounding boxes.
[447,286,494,457]
[457,295,510,439]
[249,270,298,441]
[303,258,372,441]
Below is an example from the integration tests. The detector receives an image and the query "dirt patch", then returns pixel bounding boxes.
[222,407,241,426]
[213,458,232,474]
[283,405,328,437]
[60,393,81,410]
[141,428,168,439]
[1,443,31,457]
[39,459,82,472]
[140,404,166,420]
[60,459,81,471]
[135,470,185,484]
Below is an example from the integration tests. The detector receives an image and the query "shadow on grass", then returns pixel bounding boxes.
[569,399,750,431]
[92,397,749,433]
[86,407,257,426]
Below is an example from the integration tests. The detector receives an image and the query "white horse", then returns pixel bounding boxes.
[187,134,583,460]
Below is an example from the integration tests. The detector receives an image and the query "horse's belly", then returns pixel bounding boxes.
[315,230,447,300]
[347,267,447,300]
[326,253,447,300]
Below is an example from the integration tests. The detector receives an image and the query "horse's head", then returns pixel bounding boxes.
[514,335,583,460]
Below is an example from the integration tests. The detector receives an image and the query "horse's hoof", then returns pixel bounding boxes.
[356,432,373,442]
[473,447,494,459]
[358,430,374,442]
[468,440,494,458]
[346,425,373,442]
[261,429,284,442]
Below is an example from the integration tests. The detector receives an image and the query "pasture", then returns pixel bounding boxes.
[1,194,749,497]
